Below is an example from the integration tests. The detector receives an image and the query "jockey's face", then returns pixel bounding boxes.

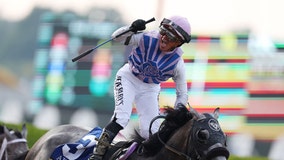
[159,25,183,52]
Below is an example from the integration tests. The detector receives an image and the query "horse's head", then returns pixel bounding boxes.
[0,124,29,160]
[188,107,229,160]
[142,105,229,160]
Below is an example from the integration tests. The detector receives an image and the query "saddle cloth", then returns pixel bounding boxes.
[50,127,131,160]
[50,127,102,160]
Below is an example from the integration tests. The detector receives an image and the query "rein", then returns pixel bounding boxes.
[149,115,192,160]
[0,137,27,160]
[156,126,192,160]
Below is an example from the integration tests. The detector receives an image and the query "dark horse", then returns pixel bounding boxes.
[0,124,29,160]
[25,105,229,160]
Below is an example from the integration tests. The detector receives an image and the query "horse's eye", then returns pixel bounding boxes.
[196,129,209,143]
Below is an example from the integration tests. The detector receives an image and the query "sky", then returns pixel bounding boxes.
[0,0,284,41]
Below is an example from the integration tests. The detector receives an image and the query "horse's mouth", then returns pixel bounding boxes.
[205,146,230,160]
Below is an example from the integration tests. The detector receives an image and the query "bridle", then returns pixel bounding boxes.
[149,114,227,160]
[149,116,195,160]
[157,125,193,160]
[0,135,27,160]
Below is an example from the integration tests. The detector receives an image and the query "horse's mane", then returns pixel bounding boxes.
[163,106,193,129]
[131,105,193,156]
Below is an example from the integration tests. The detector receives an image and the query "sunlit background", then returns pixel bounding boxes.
[0,0,284,159]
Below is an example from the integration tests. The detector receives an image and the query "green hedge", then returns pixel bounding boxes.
[1,122,268,160]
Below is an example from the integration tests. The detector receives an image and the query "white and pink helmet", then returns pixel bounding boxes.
[160,15,191,43]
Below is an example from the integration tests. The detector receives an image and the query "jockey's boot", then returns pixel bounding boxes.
[89,121,123,160]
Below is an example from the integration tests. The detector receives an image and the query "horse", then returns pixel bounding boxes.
[24,125,91,160]
[25,105,229,160]
[0,124,29,160]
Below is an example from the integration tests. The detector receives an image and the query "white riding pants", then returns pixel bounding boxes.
[111,64,161,139]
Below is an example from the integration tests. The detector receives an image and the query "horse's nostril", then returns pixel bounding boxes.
[197,129,210,141]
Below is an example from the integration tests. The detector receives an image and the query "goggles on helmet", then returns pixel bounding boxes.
[159,25,182,42]
[160,18,191,43]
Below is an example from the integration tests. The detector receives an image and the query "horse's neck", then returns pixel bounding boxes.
[151,121,193,160]
[165,120,193,152]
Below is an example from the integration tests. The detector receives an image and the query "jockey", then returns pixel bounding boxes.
[89,15,191,160]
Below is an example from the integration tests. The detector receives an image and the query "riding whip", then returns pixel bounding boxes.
[72,17,156,62]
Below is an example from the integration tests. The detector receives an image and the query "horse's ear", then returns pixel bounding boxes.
[22,124,27,139]
[3,126,12,138]
[213,107,220,119]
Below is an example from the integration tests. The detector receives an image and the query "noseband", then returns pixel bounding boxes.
[0,137,27,160]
